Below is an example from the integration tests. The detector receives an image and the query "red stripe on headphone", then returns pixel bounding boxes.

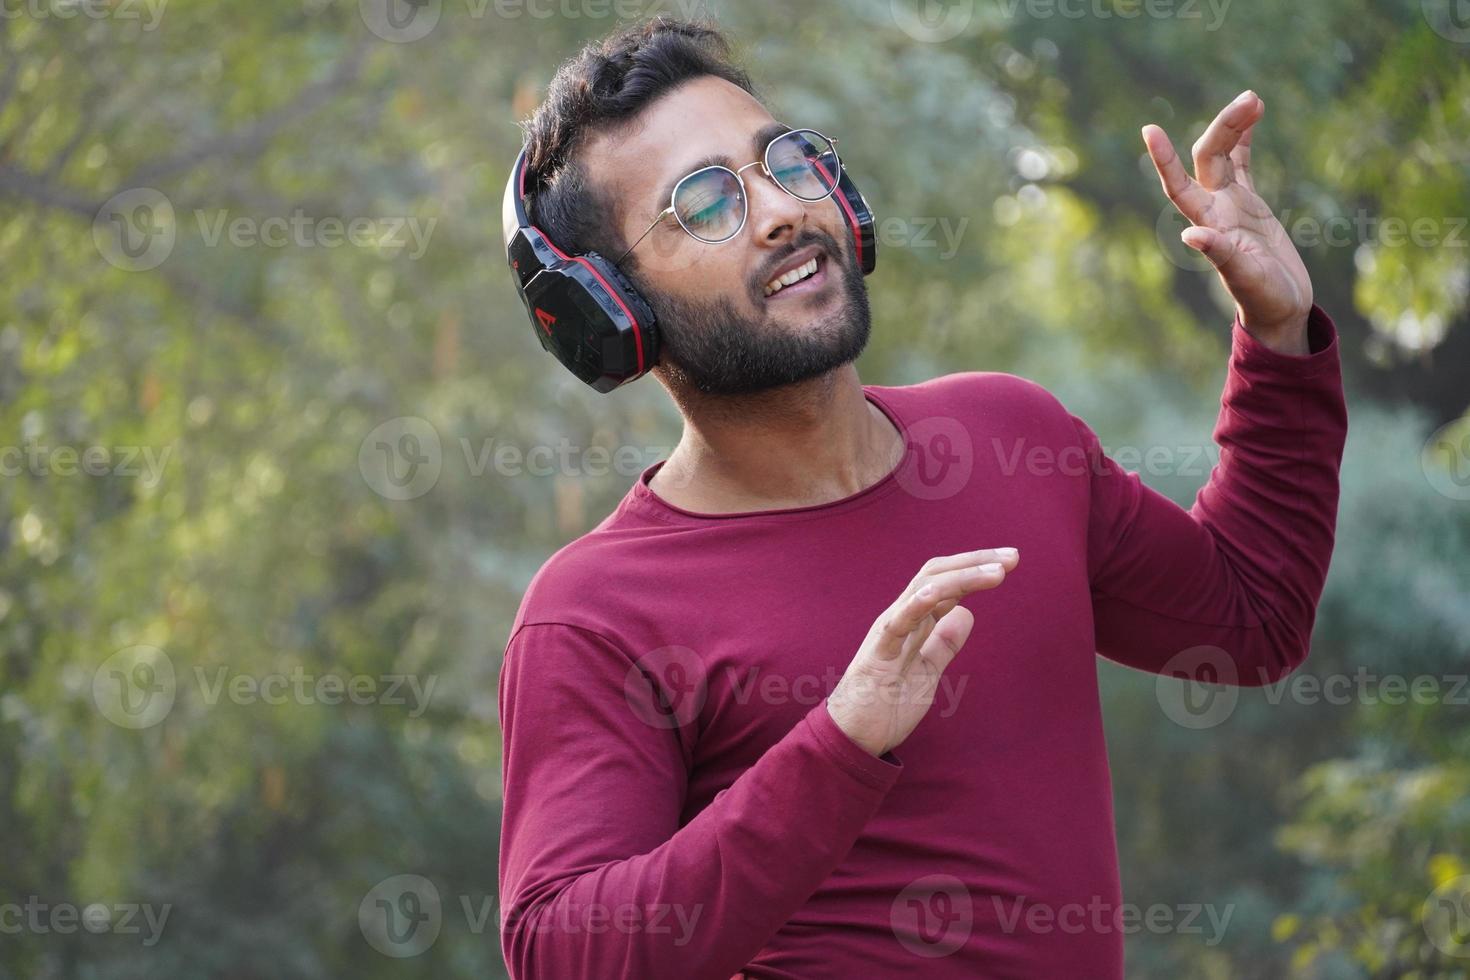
[535,227,647,377]
[816,160,864,270]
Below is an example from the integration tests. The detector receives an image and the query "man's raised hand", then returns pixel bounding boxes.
[1142,90,1313,354]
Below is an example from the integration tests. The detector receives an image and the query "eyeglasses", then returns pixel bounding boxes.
[615,128,842,265]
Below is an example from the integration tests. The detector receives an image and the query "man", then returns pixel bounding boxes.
[497,17,1346,979]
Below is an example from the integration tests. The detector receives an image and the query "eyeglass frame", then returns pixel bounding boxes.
[613,128,842,266]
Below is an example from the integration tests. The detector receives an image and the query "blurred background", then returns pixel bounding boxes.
[1,0,1467,976]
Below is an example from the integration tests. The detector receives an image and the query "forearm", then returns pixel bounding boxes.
[499,626,900,979]
[1087,304,1348,684]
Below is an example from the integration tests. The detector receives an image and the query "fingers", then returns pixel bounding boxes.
[1189,89,1262,191]
[875,561,1009,661]
[899,548,1019,605]
[1179,226,1239,270]
[1142,124,1213,225]
[1228,105,1258,193]
[918,605,975,675]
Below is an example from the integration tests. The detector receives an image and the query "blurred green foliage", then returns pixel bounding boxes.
[0,0,1466,976]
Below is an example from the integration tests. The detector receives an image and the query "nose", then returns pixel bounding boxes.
[744,163,807,248]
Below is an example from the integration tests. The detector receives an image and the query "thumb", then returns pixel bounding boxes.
[919,605,974,673]
[1180,226,1236,269]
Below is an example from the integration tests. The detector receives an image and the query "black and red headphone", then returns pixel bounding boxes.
[502,144,878,392]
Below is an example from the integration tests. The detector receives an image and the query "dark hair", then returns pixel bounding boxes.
[518,17,758,262]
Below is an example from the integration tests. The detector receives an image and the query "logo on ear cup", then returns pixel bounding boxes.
[534,307,557,335]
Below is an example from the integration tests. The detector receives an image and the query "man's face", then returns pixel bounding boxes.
[584,76,871,396]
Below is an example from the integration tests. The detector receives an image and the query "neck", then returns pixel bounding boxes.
[650,364,904,514]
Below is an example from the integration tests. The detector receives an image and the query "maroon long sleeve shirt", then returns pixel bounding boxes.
[497,306,1348,978]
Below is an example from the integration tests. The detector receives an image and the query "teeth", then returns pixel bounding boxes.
[764,257,819,297]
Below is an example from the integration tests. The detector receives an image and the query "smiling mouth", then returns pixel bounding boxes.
[763,253,829,300]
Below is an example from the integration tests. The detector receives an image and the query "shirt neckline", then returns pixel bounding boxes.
[626,386,910,525]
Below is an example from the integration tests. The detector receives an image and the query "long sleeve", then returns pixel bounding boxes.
[1078,304,1348,687]
[497,622,902,980]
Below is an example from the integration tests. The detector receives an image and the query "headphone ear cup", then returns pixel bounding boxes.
[834,170,878,276]
[584,253,656,336]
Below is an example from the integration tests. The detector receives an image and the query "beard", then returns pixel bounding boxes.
[630,227,872,396]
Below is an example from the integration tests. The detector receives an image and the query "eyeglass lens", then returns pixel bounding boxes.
[671,130,839,244]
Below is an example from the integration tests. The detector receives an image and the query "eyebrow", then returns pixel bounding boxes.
[651,121,793,213]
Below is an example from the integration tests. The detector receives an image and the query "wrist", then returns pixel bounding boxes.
[1239,308,1311,356]
[824,698,882,757]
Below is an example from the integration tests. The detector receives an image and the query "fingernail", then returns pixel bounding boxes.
[979,563,1003,574]
[997,548,1018,560]
[1233,89,1254,105]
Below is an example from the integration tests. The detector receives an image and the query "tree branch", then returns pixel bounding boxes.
[121,37,372,188]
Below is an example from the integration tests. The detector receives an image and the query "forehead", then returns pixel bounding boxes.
[585,75,777,206]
